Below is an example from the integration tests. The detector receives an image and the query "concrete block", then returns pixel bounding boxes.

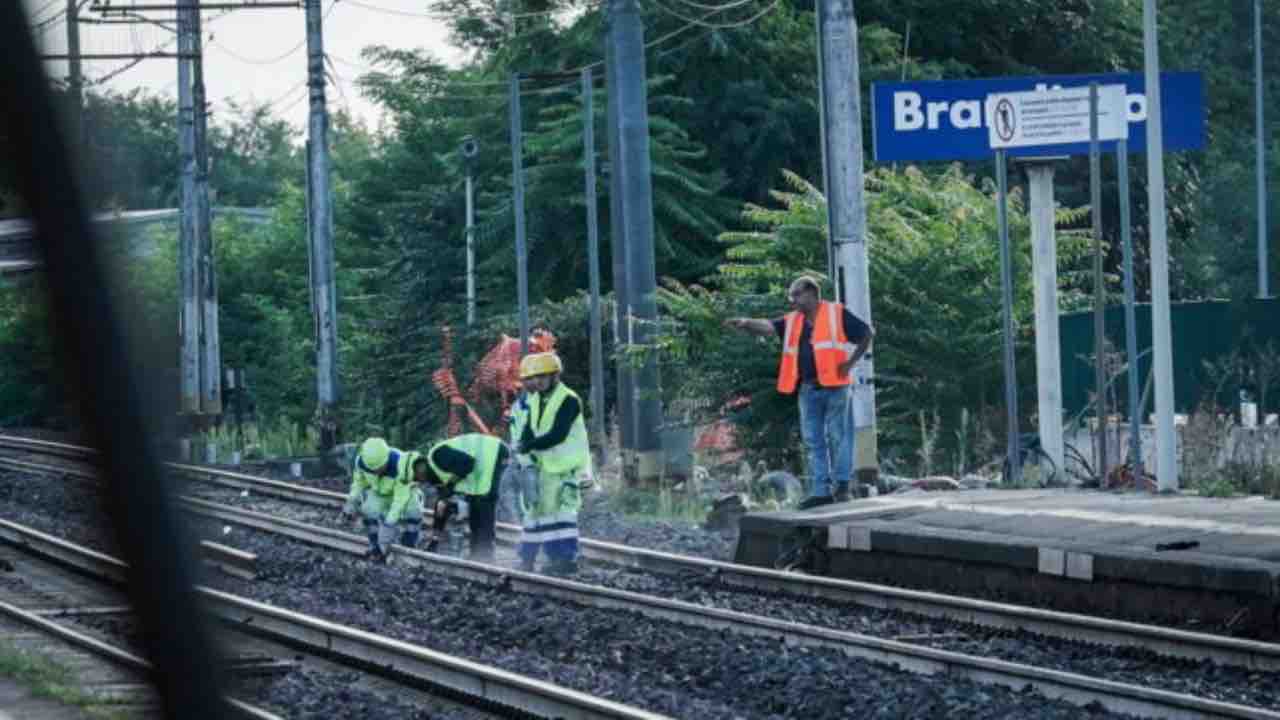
[1038,547,1066,576]
[827,524,848,550]
[1066,552,1094,581]
[849,526,872,552]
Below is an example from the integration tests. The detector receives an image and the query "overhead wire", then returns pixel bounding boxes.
[78,6,232,86]
[338,0,571,20]
[665,0,759,12]
[206,0,334,65]
[649,0,781,30]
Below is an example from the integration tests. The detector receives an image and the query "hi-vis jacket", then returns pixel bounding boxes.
[345,447,423,524]
[426,433,503,496]
[509,382,591,476]
[776,300,855,394]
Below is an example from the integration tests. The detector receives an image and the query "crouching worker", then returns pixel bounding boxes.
[511,352,592,575]
[338,437,424,563]
[413,433,507,562]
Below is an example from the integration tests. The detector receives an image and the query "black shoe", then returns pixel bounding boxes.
[797,495,834,510]
[365,547,388,564]
[833,484,852,502]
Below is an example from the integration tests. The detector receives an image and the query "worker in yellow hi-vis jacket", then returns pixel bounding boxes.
[338,437,424,562]
[509,352,591,575]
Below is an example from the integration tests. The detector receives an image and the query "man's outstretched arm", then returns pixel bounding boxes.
[724,317,777,337]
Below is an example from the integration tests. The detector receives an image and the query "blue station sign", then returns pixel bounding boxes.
[871,72,1205,163]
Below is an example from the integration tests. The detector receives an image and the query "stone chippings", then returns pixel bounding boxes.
[182,483,1280,712]
[1,469,1276,717]
[235,668,491,720]
[195,524,1136,720]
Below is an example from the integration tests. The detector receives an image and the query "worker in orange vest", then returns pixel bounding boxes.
[725,275,874,509]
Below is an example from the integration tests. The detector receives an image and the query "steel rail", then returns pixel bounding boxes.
[0,456,258,581]
[5,433,1280,673]
[173,496,1280,720]
[0,515,672,720]
[0,595,278,720]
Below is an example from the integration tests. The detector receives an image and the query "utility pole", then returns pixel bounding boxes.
[1090,84,1108,482]
[192,3,221,416]
[609,0,662,484]
[1258,0,1270,299]
[305,0,339,450]
[461,136,479,325]
[1117,140,1143,481]
[604,25,635,459]
[177,0,200,417]
[816,0,879,491]
[510,73,531,354]
[65,0,82,151]
[1143,0,1178,491]
[583,67,607,463]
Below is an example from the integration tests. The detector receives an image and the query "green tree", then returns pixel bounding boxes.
[660,166,1092,469]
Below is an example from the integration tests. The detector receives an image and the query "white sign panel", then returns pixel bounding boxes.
[986,84,1128,150]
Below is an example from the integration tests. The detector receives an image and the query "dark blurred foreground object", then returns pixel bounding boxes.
[0,4,227,718]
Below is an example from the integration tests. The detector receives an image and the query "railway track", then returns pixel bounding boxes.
[0,515,669,720]
[2,435,1279,719]
[4,432,1278,672]
[0,539,279,719]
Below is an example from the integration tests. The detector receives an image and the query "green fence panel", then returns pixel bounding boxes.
[1059,298,1279,418]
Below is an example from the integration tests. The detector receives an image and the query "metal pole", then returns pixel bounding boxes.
[465,172,475,325]
[817,0,879,491]
[1258,0,1270,299]
[65,0,82,151]
[1144,0,1177,491]
[1090,82,1108,481]
[192,5,221,416]
[583,68,608,463]
[604,22,635,455]
[996,149,1021,486]
[510,73,530,355]
[177,0,199,416]
[813,10,834,281]
[306,0,339,449]
[1117,140,1143,479]
[1025,161,1065,480]
[612,0,663,483]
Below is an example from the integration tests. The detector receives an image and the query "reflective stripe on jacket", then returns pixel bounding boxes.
[426,433,502,496]
[776,300,854,394]
[346,448,422,524]
[527,383,591,475]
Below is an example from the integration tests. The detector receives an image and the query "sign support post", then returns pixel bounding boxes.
[1117,138,1144,480]
[987,83,1127,486]
[1022,158,1065,482]
[1090,83,1109,482]
[995,148,1021,485]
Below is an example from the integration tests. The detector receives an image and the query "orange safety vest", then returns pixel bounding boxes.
[776,301,854,394]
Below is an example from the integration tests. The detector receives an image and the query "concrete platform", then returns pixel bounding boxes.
[735,489,1280,637]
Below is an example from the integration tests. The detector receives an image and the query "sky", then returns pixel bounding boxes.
[23,0,471,132]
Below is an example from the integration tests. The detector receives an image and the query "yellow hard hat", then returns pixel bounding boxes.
[358,437,390,472]
[519,352,563,379]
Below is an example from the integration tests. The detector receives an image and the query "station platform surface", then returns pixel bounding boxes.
[735,489,1280,636]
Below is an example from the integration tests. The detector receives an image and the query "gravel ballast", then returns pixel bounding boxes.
[0,470,1163,718]
[7,467,1280,717]
[180,482,1280,711]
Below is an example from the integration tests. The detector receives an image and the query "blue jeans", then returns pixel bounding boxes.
[798,383,854,497]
